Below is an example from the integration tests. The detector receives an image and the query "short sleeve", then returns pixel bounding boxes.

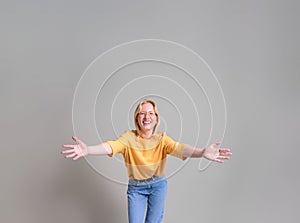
[106,131,130,157]
[106,139,126,157]
[163,134,187,160]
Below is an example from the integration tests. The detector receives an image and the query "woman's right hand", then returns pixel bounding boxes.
[61,136,88,160]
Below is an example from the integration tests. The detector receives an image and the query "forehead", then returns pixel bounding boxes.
[140,103,154,111]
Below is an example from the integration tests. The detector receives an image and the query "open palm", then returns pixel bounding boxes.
[61,136,88,160]
[202,142,232,163]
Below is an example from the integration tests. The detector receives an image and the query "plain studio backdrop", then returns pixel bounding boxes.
[1,1,299,223]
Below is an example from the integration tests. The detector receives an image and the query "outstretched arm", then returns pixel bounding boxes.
[61,136,112,160]
[182,142,232,163]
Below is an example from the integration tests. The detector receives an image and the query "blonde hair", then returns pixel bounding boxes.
[134,99,160,136]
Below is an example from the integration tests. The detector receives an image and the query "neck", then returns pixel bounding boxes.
[140,131,153,139]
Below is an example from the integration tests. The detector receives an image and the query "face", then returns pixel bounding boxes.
[137,103,158,134]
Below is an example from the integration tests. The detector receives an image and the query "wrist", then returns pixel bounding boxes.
[86,146,92,156]
[193,148,205,158]
[198,148,205,157]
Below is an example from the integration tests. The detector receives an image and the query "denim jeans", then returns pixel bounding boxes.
[127,175,167,223]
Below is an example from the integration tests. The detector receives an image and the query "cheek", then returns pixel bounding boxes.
[138,117,143,125]
[136,117,141,126]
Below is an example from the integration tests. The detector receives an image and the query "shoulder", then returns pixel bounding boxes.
[154,132,167,142]
[159,132,178,144]
[155,131,165,138]
[123,130,138,138]
[117,130,137,144]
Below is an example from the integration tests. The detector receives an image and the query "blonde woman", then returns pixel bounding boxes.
[62,99,232,223]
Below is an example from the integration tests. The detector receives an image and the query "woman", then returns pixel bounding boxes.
[62,99,232,223]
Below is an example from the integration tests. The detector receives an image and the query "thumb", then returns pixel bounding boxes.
[72,136,81,143]
[214,141,221,147]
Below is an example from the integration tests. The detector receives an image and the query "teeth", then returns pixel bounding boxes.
[143,121,151,124]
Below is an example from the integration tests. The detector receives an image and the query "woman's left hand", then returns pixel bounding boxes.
[202,142,232,163]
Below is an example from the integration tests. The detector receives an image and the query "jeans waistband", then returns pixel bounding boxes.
[128,175,166,186]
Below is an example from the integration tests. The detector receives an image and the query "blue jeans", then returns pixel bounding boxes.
[127,175,167,223]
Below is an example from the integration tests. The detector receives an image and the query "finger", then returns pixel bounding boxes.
[219,148,231,153]
[219,154,232,159]
[214,141,221,146]
[73,155,81,161]
[220,151,232,156]
[223,152,232,156]
[62,144,75,148]
[65,153,76,158]
[213,158,224,163]
[61,149,74,154]
[72,136,81,143]
[219,147,230,151]
[218,155,230,160]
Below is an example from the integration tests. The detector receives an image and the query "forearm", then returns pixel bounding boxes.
[182,144,205,158]
[87,142,112,155]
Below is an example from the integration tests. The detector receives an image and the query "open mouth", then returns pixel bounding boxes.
[143,121,152,125]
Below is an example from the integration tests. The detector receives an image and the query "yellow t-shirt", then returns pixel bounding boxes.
[107,130,187,180]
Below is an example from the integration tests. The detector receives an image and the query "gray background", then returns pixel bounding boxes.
[1,0,299,222]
